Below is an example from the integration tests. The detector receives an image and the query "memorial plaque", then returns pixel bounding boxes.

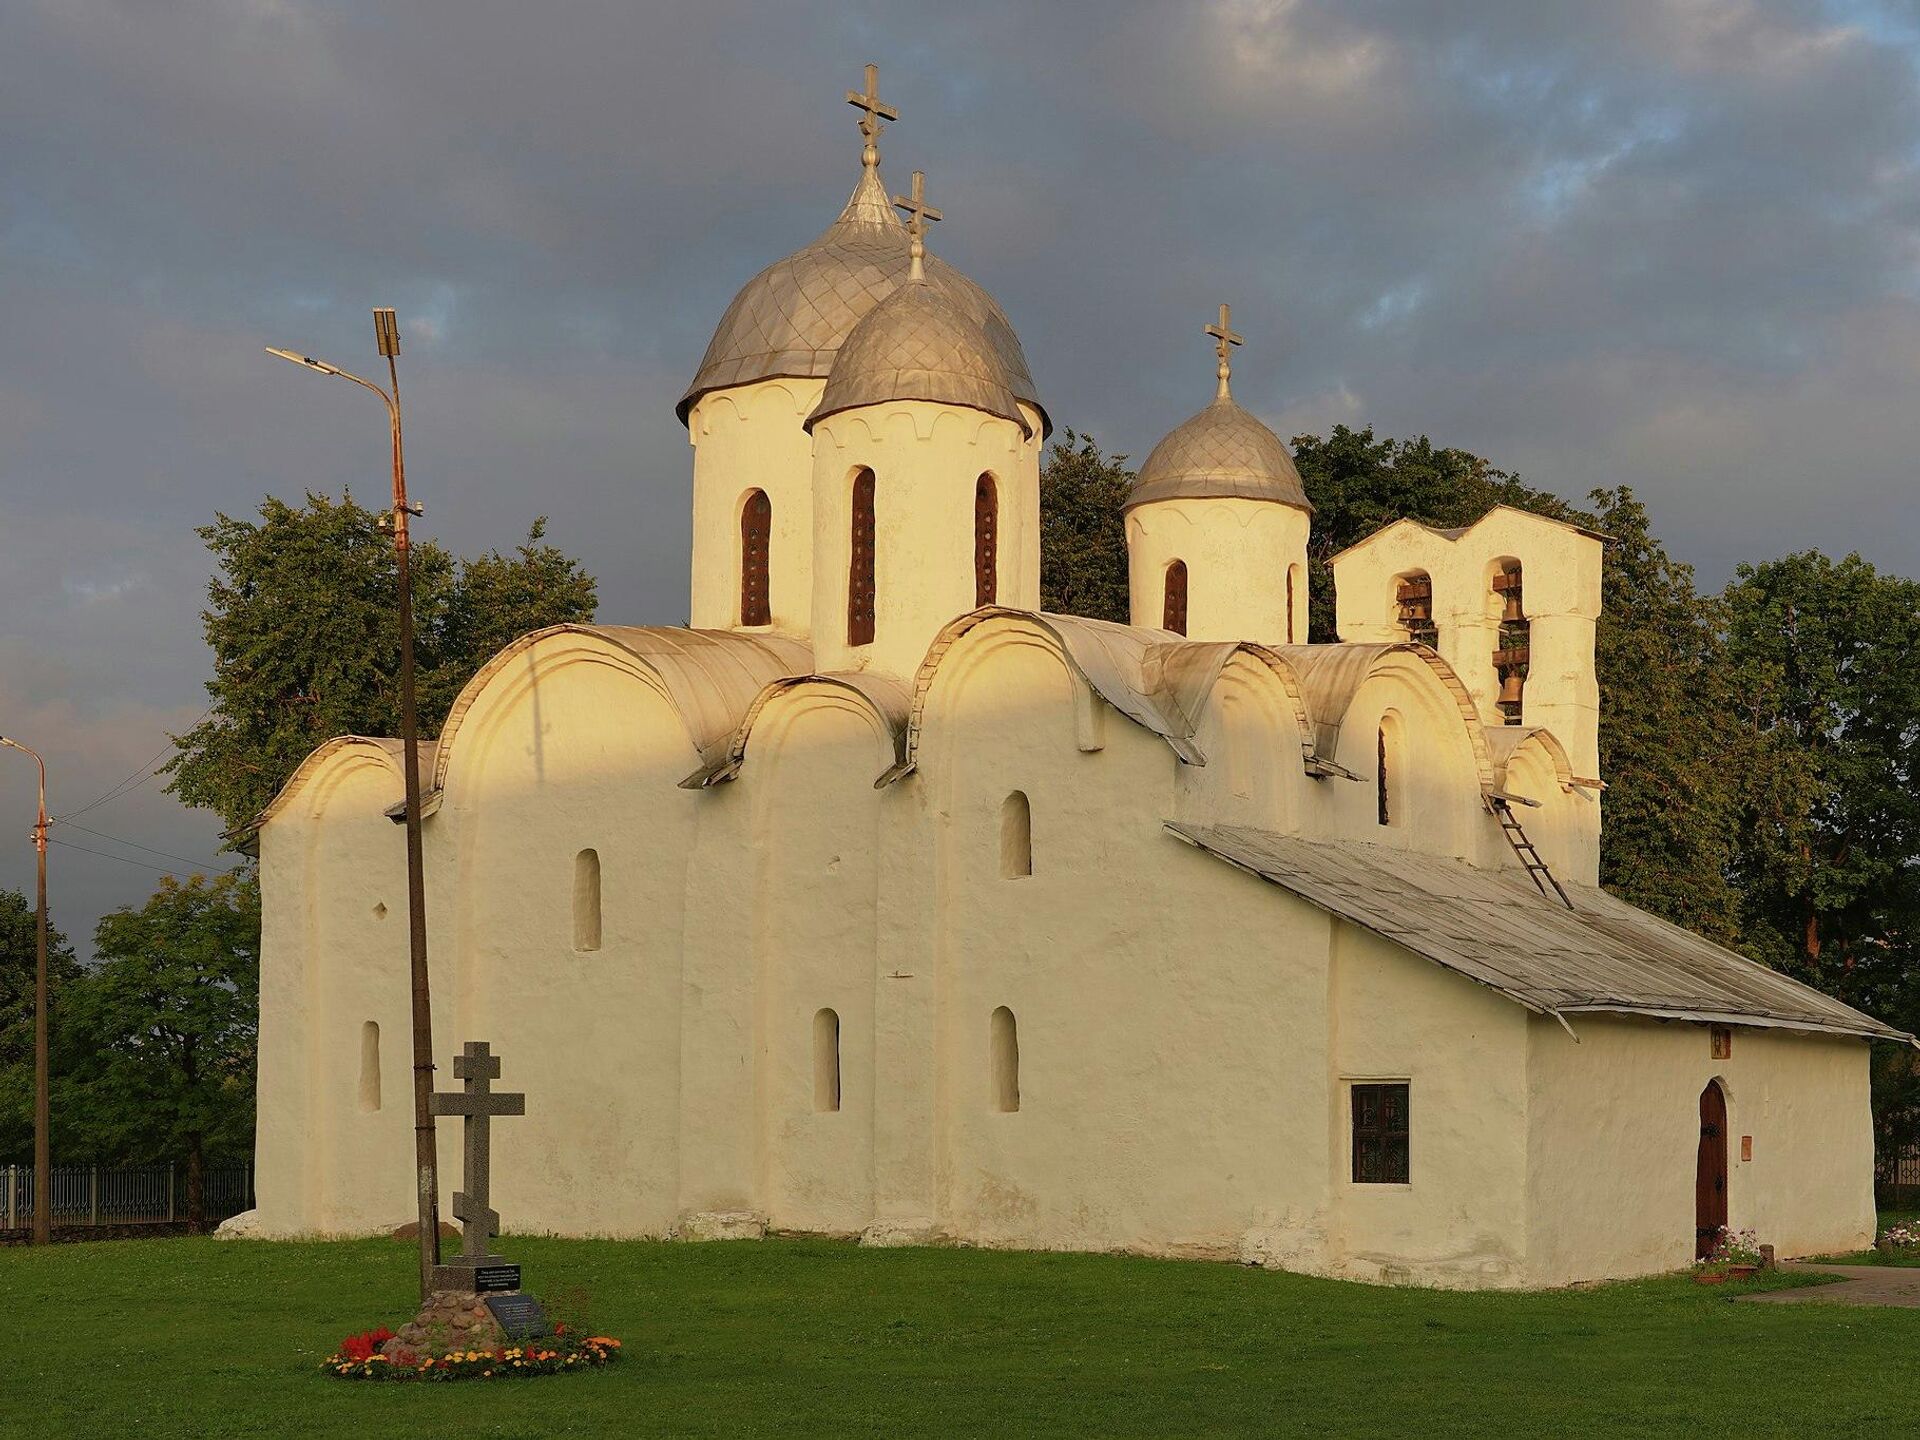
[474,1263,521,1293]
[484,1293,549,1339]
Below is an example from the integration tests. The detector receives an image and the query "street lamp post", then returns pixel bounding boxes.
[267,311,441,1299]
[0,736,50,1246]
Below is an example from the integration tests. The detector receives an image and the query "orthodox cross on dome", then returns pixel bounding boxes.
[1205,302,1244,400]
[846,63,899,170]
[893,169,942,280]
[429,1040,526,1265]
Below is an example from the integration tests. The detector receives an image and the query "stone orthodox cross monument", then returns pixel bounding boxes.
[428,1040,525,1292]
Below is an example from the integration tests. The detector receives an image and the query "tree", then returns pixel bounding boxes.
[1039,430,1134,622]
[1721,553,1920,997]
[0,888,80,1165]
[1588,488,1746,942]
[67,873,260,1226]
[166,496,598,835]
[1292,425,1582,643]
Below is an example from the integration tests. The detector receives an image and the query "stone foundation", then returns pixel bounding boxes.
[673,1209,767,1241]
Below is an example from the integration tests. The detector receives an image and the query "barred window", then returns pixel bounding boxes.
[848,468,876,646]
[1163,560,1188,636]
[1351,1082,1410,1184]
[974,474,998,607]
[740,490,771,626]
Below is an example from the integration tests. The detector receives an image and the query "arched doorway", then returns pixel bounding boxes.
[1696,1079,1729,1259]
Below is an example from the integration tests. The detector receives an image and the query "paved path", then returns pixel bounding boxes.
[1736,1261,1920,1308]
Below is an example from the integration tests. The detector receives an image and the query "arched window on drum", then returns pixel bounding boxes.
[739,490,771,627]
[974,474,998,607]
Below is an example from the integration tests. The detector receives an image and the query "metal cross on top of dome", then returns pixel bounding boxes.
[1205,303,1244,400]
[846,63,899,169]
[893,169,942,280]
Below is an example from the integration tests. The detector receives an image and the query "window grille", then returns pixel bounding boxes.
[1351,1082,1410,1184]
[1164,560,1188,635]
[740,490,771,626]
[848,469,876,646]
[974,475,998,607]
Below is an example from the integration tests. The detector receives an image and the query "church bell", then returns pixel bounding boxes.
[1498,669,1526,708]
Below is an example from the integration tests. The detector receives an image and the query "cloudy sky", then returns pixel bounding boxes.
[4,0,1919,948]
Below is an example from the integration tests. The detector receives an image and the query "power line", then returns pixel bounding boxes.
[55,709,211,824]
[45,835,237,878]
[52,819,232,875]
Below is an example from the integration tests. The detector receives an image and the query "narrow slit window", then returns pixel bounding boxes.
[814,1008,841,1112]
[573,848,602,952]
[1286,564,1297,644]
[848,468,876,646]
[1351,1082,1410,1184]
[1000,791,1032,878]
[1163,559,1188,636]
[740,489,771,626]
[1376,721,1394,827]
[991,1006,1020,1112]
[974,474,998,607]
[358,1021,381,1113]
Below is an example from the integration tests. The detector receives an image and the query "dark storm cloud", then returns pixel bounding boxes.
[4,0,1919,940]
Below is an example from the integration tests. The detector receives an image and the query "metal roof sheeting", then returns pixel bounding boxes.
[1166,821,1912,1045]
[1125,394,1313,513]
[807,276,1029,435]
[421,624,813,795]
[677,164,1046,432]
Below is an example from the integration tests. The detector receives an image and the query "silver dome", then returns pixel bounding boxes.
[806,274,1029,434]
[678,164,1047,433]
[1125,394,1313,513]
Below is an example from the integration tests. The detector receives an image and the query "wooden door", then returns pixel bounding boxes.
[1695,1079,1728,1258]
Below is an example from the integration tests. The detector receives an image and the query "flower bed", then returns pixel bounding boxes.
[324,1325,622,1381]
[1693,1226,1767,1282]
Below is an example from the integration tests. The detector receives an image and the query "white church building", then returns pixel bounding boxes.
[246,78,1907,1288]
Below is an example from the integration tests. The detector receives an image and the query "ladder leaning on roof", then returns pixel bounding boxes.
[1485,793,1573,909]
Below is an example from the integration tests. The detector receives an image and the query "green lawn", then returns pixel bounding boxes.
[1813,1208,1920,1265]
[2,1234,1915,1438]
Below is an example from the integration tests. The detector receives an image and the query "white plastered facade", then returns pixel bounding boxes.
[249,153,1896,1289]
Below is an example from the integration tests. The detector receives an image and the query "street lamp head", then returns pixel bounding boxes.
[265,346,344,378]
[373,308,400,359]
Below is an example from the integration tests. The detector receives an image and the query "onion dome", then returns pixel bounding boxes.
[806,270,1029,434]
[677,167,1046,432]
[1125,303,1312,513]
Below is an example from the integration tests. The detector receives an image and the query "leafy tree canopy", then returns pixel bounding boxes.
[0,888,79,1165]
[1722,553,1920,997]
[1039,430,1134,622]
[65,872,260,1221]
[167,496,597,835]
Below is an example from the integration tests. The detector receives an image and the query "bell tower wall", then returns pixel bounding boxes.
[1330,507,1603,781]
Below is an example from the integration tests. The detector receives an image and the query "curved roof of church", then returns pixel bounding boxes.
[807,273,1029,434]
[1126,393,1312,513]
[678,165,1047,433]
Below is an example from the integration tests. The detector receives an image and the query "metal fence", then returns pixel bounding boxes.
[1880,1148,1920,1191]
[2,1163,253,1228]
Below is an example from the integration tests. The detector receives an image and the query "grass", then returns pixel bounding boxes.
[1,1234,1916,1439]
[1812,1208,1920,1266]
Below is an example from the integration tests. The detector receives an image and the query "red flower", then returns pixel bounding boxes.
[338,1326,396,1362]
